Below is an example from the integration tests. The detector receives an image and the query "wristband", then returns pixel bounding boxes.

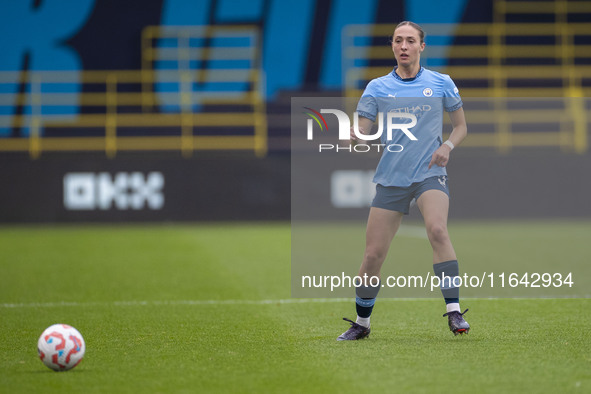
[443,140,454,150]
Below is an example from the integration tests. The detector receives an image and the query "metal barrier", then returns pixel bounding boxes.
[0,25,267,158]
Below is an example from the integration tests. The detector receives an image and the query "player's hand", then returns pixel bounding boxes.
[350,126,360,141]
[428,144,451,168]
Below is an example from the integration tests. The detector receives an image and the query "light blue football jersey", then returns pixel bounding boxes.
[356,67,462,187]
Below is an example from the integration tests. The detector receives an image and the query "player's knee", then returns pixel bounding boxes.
[364,248,387,266]
[427,223,449,244]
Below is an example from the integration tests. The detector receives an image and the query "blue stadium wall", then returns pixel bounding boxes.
[0,0,484,100]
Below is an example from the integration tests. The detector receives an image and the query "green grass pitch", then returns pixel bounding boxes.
[0,222,589,393]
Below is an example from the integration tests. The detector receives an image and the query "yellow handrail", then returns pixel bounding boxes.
[0,25,268,158]
[343,20,590,153]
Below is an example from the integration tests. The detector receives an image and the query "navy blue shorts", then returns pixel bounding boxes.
[371,175,450,214]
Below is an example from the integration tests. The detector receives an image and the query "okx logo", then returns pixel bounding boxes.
[63,172,164,211]
[303,107,418,153]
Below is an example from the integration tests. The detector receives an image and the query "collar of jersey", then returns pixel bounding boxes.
[391,66,423,82]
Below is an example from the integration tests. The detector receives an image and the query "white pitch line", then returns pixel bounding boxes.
[0,299,356,309]
[0,296,587,309]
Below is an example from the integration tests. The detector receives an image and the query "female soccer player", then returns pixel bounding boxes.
[338,21,469,340]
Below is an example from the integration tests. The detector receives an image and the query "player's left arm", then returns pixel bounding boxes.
[429,107,467,168]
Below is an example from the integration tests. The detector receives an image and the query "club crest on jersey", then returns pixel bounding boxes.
[423,88,433,97]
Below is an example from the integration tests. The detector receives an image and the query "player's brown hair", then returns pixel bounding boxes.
[393,21,425,43]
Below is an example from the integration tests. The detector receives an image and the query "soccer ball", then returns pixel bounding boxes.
[37,324,85,371]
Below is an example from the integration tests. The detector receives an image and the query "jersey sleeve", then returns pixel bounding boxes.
[356,81,378,122]
[442,75,463,112]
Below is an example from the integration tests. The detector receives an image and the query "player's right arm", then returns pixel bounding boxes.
[350,116,374,141]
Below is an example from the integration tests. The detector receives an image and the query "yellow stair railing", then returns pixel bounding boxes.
[343,21,590,153]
